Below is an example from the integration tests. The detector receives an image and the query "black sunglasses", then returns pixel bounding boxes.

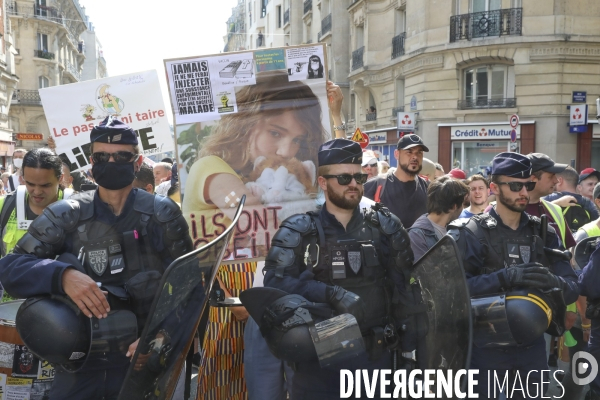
[323,173,368,185]
[92,151,138,164]
[496,181,536,192]
[366,162,377,168]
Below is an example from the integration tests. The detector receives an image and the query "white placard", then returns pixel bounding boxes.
[570,104,588,126]
[39,70,172,171]
[397,112,415,130]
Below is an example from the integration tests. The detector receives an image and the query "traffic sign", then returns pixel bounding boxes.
[510,129,517,143]
[351,128,369,149]
[509,114,519,129]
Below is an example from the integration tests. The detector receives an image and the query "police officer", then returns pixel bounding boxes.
[0,117,193,400]
[263,138,414,399]
[448,152,579,399]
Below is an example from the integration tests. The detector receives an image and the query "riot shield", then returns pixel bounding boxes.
[573,236,598,270]
[411,235,472,371]
[117,196,246,400]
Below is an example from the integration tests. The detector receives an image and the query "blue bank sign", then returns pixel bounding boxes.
[451,124,521,140]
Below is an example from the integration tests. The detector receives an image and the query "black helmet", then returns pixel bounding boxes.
[16,295,137,372]
[505,289,552,345]
[240,287,364,366]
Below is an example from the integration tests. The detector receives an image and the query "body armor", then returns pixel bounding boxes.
[13,190,193,328]
[448,212,566,339]
[265,204,413,333]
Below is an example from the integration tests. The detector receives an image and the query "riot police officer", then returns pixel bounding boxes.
[0,117,193,399]
[263,138,414,399]
[448,152,579,399]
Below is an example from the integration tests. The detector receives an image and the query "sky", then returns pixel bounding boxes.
[78,0,239,124]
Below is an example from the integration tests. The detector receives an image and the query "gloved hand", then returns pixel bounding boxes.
[327,285,365,323]
[501,263,563,291]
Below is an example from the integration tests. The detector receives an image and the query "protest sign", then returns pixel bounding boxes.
[164,44,330,260]
[39,70,172,171]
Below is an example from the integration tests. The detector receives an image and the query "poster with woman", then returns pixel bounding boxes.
[164,44,331,260]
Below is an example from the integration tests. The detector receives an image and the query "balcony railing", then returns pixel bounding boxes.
[7,2,16,15]
[34,50,55,60]
[450,8,522,42]
[391,106,405,117]
[457,97,517,110]
[284,9,290,25]
[303,0,312,15]
[351,46,364,71]
[35,4,64,24]
[12,90,41,105]
[321,13,331,37]
[366,112,377,121]
[392,33,405,59]
[66,61,80,80]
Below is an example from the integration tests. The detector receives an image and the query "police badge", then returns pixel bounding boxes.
[87,249,108,276]
[348,251,361,274]
[519,246,531,264]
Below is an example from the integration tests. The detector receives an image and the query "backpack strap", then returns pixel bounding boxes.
[374,172,392,203]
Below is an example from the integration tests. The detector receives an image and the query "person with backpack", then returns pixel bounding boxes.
[544,166,599,234]
[0,148,73,257]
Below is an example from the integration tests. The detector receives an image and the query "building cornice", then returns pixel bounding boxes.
[401,55,444,77]
[529,46,600,64]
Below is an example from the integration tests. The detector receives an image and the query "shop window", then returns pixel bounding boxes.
[452,140,519,176]
[461,65,515,109]
[472,0,501,12]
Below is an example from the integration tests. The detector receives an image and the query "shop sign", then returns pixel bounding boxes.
[570,104,588,126]
[368,132,387,144]
[450,124,521,140]
[16,133,44,140]
[397,112,415,130]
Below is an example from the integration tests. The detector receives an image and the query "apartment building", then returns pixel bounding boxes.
[347,0,600,172]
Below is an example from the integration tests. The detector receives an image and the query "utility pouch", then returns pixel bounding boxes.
[125,270,162,329]
[366,326,385,361]
[361,244,379,278]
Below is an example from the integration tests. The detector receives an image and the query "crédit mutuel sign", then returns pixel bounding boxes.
[451,124,521,140]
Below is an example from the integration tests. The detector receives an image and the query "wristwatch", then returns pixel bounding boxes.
[333,122,346,131]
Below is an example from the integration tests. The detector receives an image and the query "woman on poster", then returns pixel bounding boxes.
[307,55,324,79]
[188,70,345,400]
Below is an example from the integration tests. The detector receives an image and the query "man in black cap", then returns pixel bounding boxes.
[364,134,429,228]
[0,116,193,399]
[263,138,414,399]
[448,152,579,399]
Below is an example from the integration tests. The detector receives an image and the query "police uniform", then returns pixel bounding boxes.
[448,152,579,399]
[0,118,193,400]
[263,139,414,400]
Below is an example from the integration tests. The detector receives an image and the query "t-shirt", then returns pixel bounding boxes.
[459,209,476,219]
[525,202,576,248]
[364,173,428,228]
[430,220,447,240]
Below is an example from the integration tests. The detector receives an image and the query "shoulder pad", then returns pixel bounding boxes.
[134,189,156,215]
[271,225,303,249]
[68,191,95,220]
[473,213,497,229]
[42,199,81,231]
[447,217,470,230]
[364,204,403,234]
[153,194,182,223]
[280,214,315,235]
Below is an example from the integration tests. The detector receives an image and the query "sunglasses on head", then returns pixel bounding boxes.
[323,173,368,185]
[91,151,138,164]
[496,181,536,192]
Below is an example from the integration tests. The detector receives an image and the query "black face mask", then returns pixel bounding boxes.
[92,161,136,190]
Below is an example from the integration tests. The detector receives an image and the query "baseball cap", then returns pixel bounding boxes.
[361,150,377,167]
[526,153,567,173]
[448,169,467,180]
[397,134,429,152]
[579,168,600,184]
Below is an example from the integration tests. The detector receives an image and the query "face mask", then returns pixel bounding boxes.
[13,159,22,168]
[91,161,136,190]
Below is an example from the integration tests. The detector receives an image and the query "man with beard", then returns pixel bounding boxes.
[408,176,469,261]
[364,134,429,228]
[460,174,490,218]
[264,138,414,399]
[448,152,579,399]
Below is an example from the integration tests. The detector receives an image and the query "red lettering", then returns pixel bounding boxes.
[200,215,215,239]
[233,237,248,259]
[253,209,268,231]
[212,213,227,236]
[236,211,252,235]
[190,214,198,239]
[267,206,281,229]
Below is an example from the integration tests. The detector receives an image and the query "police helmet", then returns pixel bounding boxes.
[505,289,552,345]
[16,295,137,373]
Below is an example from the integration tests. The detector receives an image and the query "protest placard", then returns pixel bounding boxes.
[39,70,172,171]
[164,44,330,260]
